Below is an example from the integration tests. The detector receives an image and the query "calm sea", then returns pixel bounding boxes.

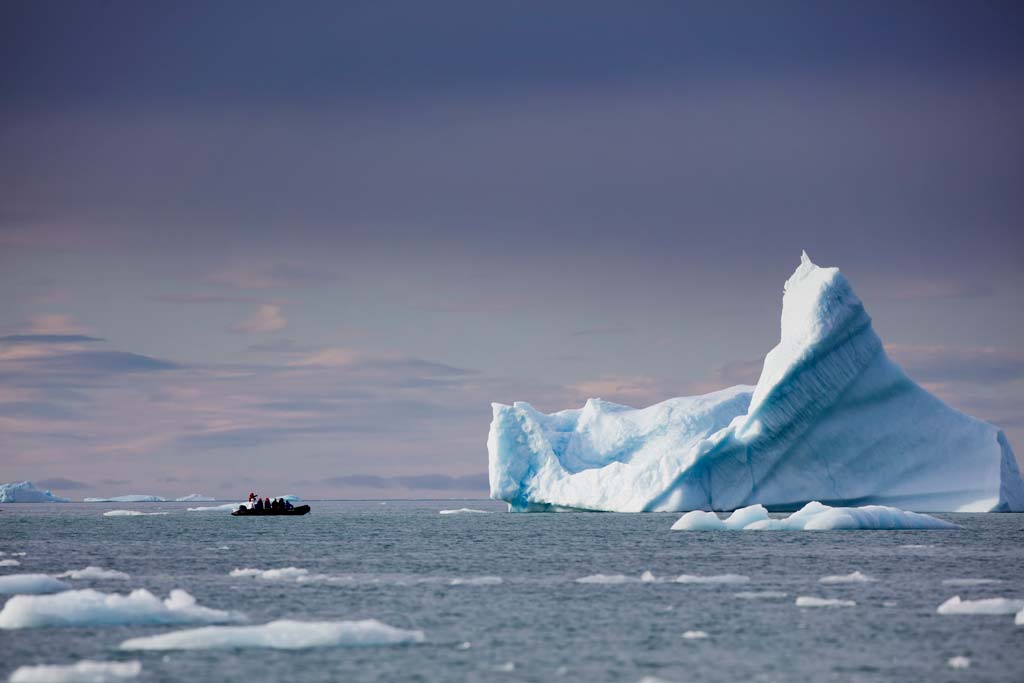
[1,501,1022,682]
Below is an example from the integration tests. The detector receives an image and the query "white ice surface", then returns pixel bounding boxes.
[488,253,1024,513]
[57,567,130,580]
[102,510,168,517]
[229,567,328,582]
[947,657,971,670]
[84,496,165,503]
[0,481,70,503]
[187,504,236,512]
[941,578,1002,586]
[681,630,708,639]
[449,577,503,586]
[119,619,424,650]
[1016,608,1023,626]
[795,596,856,608]
[0,559,19,567]
[672,502,956,531]
[174,494,214,502]
[819,571,875,584]
[0,588,243,629]
[439,508,491,515]
[8,660,141,683]
[734,591,787,599]
[936,596,1024,615]
[0,574,71,595]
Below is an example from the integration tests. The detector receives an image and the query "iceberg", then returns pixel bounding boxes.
[57,567,130,580]
[0,588,243,629]
[671,501,956,530]
[488,252,1024,513]
[119,619,425,651]
[0,481,71,503]
[795,596,856,608]
[174,494,215,502]
[102,510,168,517]
[8,660,141,683]
[0,574,71,595]
[84,495,166,502]
[936,596,1024,615]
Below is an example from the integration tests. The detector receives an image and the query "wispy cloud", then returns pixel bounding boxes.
[230,304,287,333]
[0,334,105,344]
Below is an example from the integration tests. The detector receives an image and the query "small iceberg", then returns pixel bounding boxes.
[449,576,502,586]
[175,494,215,502]
[229,567,327,582]
[0,481,70,503]
[119,619,424,650]
[819,571,876,584]
[672,502,956,531]
[734,591,787,599]
[0,559,20,567]
[1015,609,1023,626]
[0,588,243,629]
[8,660,141,683]
[187,503,236,512]
[795,596,856,608]
[439,508,492,515]
[674,574,749,584]
[0,574,71,595]
[103,510,168,517]
[85,495,166,503]
[947,656,971,670]
[681,630,708,639]
[941,578,1002,586]
[575,572,658,584]
[936,596,1024,615]
[58,567,130,580]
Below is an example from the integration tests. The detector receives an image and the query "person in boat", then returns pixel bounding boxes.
[271,498,280,511]
[284,499,294,510]
[264,496,270,510]
[254,497,264,512]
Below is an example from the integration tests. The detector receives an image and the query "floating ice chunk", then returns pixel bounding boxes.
[899,544,932,549]
[489,254,1024,514]
[670,511,725,531]
[439,508,491,515]
[936,596,1024,615]
[102,510,168,517]
[681,630,708,639]
[819,571,876,584]
[456,641,471,650]
[947,656,971,670]
[449,576,502,586]
[229,567,329,583]
[7,660,141,683]
[0,574,70,594]
[493,662,516,672]
[58,567,130,580]
[941,578,1002,586]
[1016,608,1024,626]
[85,495,165,503]
[121,619,422,650]
[675,502,957,531]
[640,571,657,583]
[0,588,243,629]
[795,596,856,608]
[175,494,214,502]
[187,504,235,512]
[0,481,70,503]
[0,559,20,567]
[675,574,749,584]
[734,591,787,599]
[575,574,635,584]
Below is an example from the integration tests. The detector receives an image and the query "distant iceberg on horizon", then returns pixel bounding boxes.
[488,252,1024,513]
[0,482,70,503]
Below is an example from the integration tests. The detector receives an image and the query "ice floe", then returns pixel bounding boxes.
[0,559,20,567]
[1015,608,1023,626]
[229,567,330,583]
[0,588,243,629]
[186,504,236,512]
[947,656,971,670]
[102,510,168,517]
[672,502,957,531]
[734,591,787,599]
[57,567,130,580]
[0,574,70,594]
[449,576,502,586]
[936,596,1024,615]
[795,596,856,608]
[119,619,424,650]
[439,508,491,515]
[941,578,1002,586]
[819,571,876,584]
[681,630,708,639]
[575,572,662,584]
[675,574,749,584]
[8,660,141,683]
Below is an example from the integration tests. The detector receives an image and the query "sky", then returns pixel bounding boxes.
[1,1,1022,500]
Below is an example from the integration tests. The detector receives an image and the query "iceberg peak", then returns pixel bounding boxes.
[487,255,1024,513]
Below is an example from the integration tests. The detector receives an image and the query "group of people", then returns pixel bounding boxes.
[246,492,294,512]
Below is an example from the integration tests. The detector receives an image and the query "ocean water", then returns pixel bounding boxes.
[1,501,1022,682]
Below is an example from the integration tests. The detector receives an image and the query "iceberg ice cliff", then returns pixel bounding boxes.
[488,252,1024,513]
[0,481,70,503]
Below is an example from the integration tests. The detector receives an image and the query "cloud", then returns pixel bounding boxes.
[149,292,265,304]
[206,262,340,290]
[289,347,360,367]
[246,339,311,353]
[0,334,105,344]
[39,351,179,374]
[230,304,287,333]
[0,401,76,420]
[24,314,89,335]
[34,477,90,490]
[320,473,488,491]
[886,344,1024,385]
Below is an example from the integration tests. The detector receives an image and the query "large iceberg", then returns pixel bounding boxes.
[0,481,71,503]
[84,495,166,503]
[488,253,1024,513]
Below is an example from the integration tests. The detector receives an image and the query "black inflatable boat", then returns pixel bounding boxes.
[231,504,310,516]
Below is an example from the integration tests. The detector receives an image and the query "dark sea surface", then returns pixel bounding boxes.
[1,501,1022,682]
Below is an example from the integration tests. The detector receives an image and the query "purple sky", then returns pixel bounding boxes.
[2,1,1022,499]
